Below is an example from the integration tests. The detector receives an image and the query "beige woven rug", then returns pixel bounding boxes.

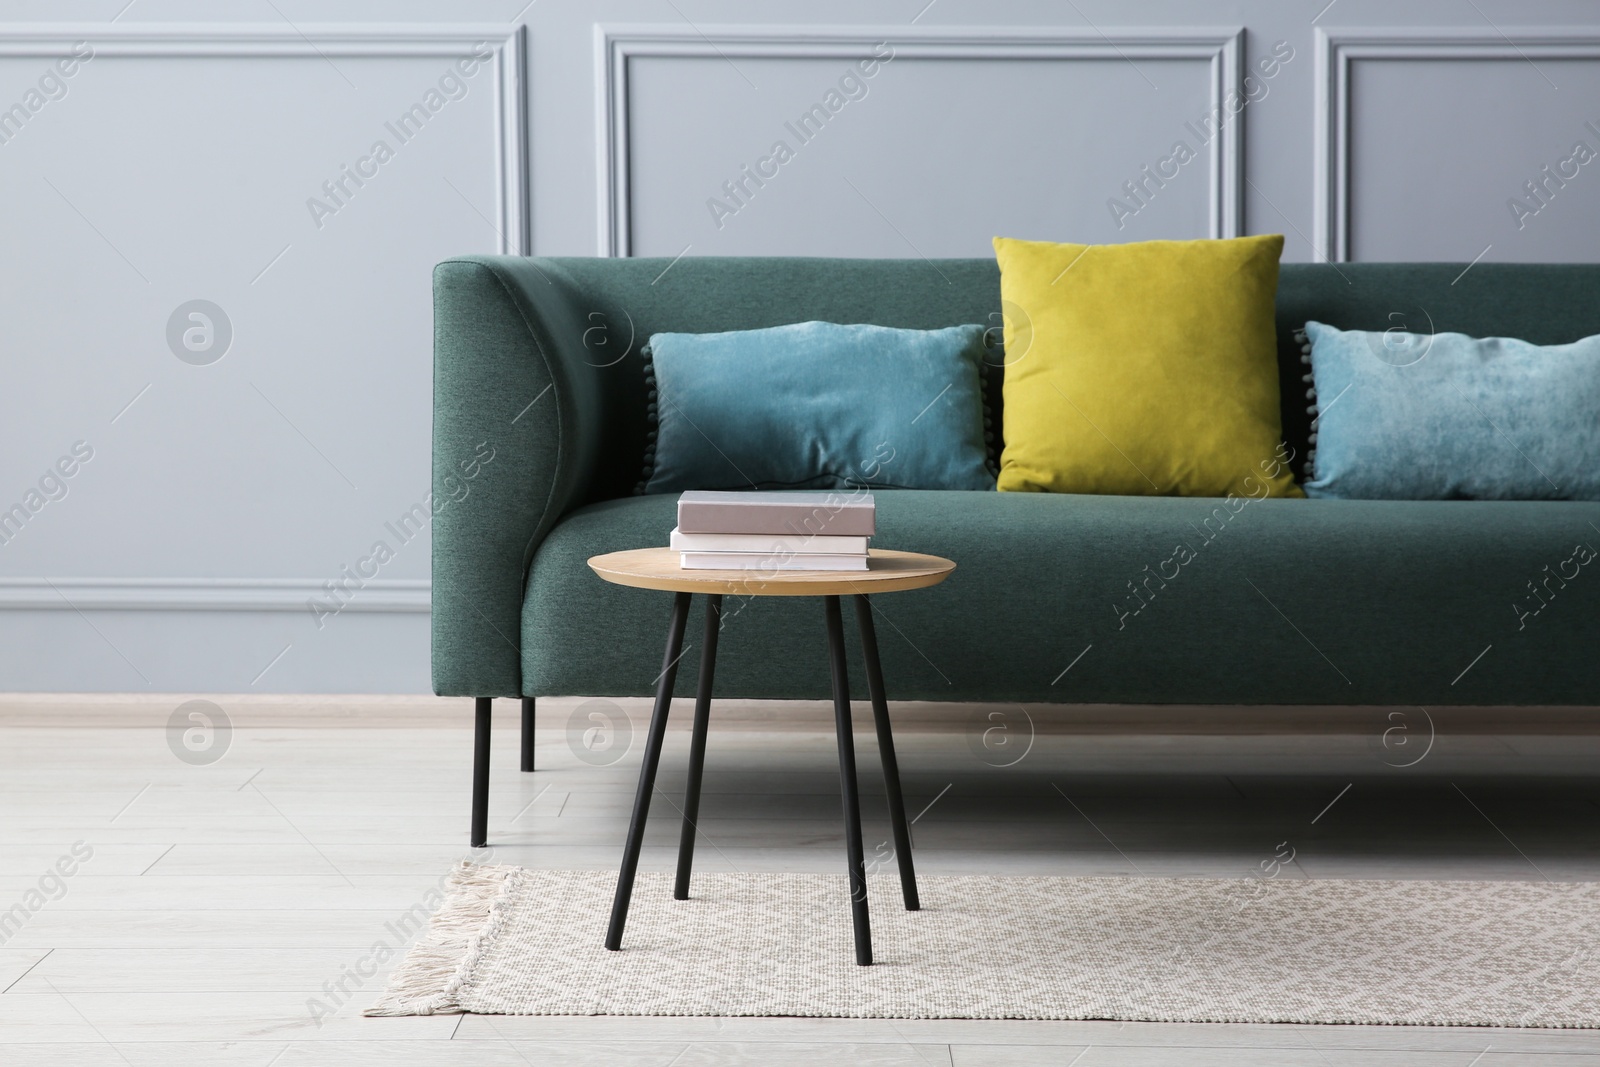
[366,863,1600,1027]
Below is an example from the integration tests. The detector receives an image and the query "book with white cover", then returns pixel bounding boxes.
[669,526,869,555]
[677,490,876,536]
[679,552,869,571]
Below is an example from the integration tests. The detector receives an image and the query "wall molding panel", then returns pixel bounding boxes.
[1,23,529,254]
[1313,27,1600,263]
[0,24,524,647]
[596,24,1244,256]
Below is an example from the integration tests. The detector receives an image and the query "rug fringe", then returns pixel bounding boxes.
[364,861,516,1016]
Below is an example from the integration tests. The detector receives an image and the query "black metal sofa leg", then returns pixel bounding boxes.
[521,696,535,772]
[471,697,492,848]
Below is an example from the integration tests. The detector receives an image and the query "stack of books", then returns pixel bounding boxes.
[672,491,876,571]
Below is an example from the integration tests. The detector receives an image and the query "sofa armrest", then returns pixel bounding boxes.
[431,256,613,697]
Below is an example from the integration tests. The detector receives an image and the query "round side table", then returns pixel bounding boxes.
[587,547,956,966]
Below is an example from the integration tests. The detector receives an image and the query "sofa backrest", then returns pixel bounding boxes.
[528,257,1600,499]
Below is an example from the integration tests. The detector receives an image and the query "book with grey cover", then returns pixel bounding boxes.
[679,552,869,571]
[676,491,876,536]
[668,527,869,555]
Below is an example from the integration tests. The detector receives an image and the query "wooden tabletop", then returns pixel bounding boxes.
[588,548,955,597]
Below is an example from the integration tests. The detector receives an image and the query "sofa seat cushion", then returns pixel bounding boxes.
[523,491,1600,705]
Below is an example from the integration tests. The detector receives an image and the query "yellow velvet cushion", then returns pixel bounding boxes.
[992,234,1302,498]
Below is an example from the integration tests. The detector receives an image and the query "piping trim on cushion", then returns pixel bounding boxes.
[1296,326,1318,479]
[636,342,657,495]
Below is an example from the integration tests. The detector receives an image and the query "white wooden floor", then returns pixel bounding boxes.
[4,695,1600,1065]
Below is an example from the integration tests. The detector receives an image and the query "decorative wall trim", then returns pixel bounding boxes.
[0,25,521,620]
[2,23,529,254]
[0,578,430,612]
[1314,27,1600,263]
[596,24,1244,256]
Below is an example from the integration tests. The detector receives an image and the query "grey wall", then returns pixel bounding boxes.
[1,0,1597,693]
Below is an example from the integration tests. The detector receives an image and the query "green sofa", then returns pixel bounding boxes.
[433,255,1600,838]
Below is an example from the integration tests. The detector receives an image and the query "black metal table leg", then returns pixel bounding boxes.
[606,591,692,951]
[824,595,872,966]
[470,697,492,848]
[675,594,722,900]
[520,697,536,772]
[854,595,920,911]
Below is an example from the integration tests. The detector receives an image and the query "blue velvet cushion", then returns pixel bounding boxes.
[1302,320,1600,500]
[642,321,996,493]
